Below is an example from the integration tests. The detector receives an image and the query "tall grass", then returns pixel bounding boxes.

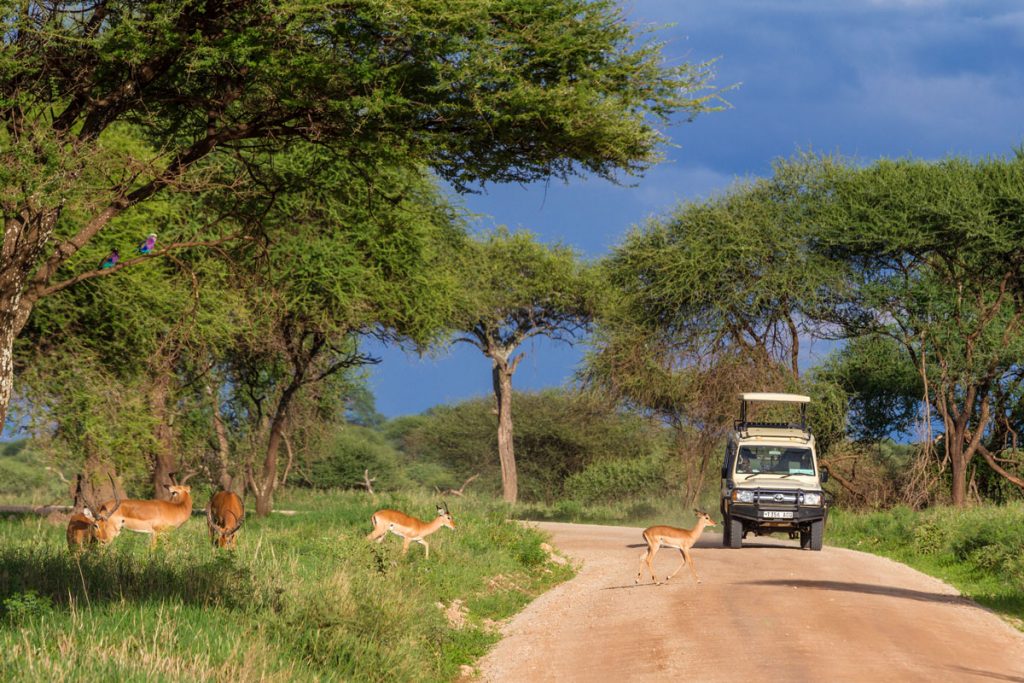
[827,503,1024,627]
[0,490,573,682]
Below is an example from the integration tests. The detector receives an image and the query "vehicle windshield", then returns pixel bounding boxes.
[735,446,814,476]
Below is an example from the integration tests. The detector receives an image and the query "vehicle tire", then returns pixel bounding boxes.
[800,528,811,549]
[809,520,823,551]
[723,516,732,547]
[728,516,743,549]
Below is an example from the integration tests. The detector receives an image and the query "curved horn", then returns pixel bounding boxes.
[96,474,121,521]
[206,502,225,533]
[223,507,245,537]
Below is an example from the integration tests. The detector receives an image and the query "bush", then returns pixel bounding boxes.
[388,389,671,502]
[305,425,409,491]
[563,453,672,504]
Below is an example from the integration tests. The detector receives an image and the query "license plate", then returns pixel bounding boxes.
[762,510,794,519]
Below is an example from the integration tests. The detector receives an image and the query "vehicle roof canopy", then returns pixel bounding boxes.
[740,392,810,404]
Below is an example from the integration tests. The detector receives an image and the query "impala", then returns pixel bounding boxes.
[66,474,124,551]
[99,481,193,548]
[635,510,717,585]
[206,490,245,549]
[366,502,454,558]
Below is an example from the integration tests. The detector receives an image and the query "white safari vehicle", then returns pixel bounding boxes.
[720,393,829,550]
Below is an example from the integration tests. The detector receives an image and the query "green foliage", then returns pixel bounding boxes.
[563,453,673,505]
[0,490,573,682]
[2,590,54,623]
[389,389,671,502]
[0,441,66,504]
[817,336,923,441]
[305,425,410,491]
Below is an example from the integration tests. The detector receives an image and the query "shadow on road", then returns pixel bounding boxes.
[743,579,970,606]
[943,665,1024,682]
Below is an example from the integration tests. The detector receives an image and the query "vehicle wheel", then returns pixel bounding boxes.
[728,516,743,549]
[723,516,732,547]
[800,528,811,549]
[809,520,824,551]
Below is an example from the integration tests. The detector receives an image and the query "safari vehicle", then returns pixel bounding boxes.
[720,392,829,550]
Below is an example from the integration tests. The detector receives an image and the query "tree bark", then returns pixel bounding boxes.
[148,369,178,500]
[251,382,300,516]
[207,381,242,494]
[491,351,519,504]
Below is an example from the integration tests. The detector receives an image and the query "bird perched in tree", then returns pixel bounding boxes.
[99,249,119,269]
[136,233,157,254]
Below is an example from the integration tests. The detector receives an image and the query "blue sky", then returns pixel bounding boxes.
[366,0,1024,418]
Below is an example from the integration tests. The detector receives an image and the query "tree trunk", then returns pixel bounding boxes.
[207,382,243,495]
[949,439,968,506]
[491,353,519,504]
[251,382,300,516]
[0,310,16,432]
[148,372,178,500]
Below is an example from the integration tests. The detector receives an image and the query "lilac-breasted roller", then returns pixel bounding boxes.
[99,249,120,269]
[136,233,157,254]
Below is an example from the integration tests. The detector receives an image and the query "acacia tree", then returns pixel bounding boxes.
[215,148,464,515]
[448,229,596,503]
[13,201,244,496]
[587,176,838,504]
[0,0,721,431]
[807,153,1024,506]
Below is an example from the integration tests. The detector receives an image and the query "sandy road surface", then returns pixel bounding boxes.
[476,522,1024,683]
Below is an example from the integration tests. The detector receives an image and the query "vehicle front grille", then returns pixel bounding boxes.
[754,490,799,506]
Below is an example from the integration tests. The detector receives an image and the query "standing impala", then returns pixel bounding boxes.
[366,502,455,558]
[635,510,717,585]
[98,480,193,548]
[206,490,245,549]
[66,474,124,551]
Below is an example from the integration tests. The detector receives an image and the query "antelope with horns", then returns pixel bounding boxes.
[66,474,125,551]
[366,502,455,559]
[206,490,245,549]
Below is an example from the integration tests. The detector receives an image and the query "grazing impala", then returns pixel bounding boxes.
[66,474,124,551]
[366,502,455,558]
[635,510,717,585]
[99,482,193,548]
[206,490,245,549]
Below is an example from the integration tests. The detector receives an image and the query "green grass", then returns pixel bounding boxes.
[827,503,1024,628]
[0,489,574,682]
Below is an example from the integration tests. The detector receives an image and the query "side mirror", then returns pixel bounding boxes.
[820,466,830,484]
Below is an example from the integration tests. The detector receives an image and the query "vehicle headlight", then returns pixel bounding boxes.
[732,490,755,503]
[802,492,822,506]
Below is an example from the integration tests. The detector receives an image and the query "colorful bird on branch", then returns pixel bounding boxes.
[136,233,157,255]
[99,249,120,269]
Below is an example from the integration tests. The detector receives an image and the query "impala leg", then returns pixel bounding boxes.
[666,548,687,582]
[635,548,649,584]
[416,539,429,559]
[401,537,411,554]
[683,548,700,583]
[646,543,661,584]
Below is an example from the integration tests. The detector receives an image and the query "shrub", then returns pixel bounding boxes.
[563,454,672,504]
[305,425,409,491]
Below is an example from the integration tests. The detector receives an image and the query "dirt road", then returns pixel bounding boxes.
[476,522,1024,682]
